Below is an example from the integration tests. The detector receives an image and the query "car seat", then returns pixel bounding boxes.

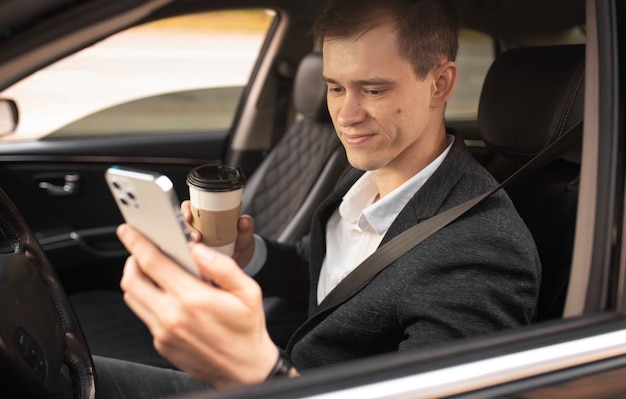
[70,52,347,367]
[241,52,348,242]
[478,44,584,322]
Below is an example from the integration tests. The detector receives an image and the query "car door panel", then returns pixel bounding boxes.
[0,131,230,293]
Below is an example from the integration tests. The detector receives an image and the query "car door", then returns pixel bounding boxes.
[0,7,280,293]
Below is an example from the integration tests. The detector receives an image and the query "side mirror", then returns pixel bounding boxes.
[0,99,18,136]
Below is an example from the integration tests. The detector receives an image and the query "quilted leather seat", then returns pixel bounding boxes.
[242,52,347,242]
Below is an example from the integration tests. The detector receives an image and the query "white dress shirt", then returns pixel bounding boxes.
[246,135,455,305]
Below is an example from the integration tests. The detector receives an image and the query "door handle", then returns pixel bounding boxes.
[38,174,80,196]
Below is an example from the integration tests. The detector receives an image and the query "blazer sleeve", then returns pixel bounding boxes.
[253,235,311,303]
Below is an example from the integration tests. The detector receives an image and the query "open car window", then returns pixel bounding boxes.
[0,10,276,142]
[445,28,494,122]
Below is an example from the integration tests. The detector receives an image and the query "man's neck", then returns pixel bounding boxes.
[373,132,450,198]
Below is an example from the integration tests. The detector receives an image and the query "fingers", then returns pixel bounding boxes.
[117,223,247,299]
[120,256,162,327]
[233,215,255,267]
[238,214,254,234]
[191,243,260,301]
[181,200,192,222]
[181,201,201,242]
[116,224,200,293]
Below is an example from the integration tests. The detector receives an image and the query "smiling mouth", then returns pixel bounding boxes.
[342,133,374,146]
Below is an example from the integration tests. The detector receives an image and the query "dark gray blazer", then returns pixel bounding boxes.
[255,135,541,370]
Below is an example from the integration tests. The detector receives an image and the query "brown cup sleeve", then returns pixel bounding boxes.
[189,203,241,247]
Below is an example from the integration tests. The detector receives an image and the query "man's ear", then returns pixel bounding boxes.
[431,60,458,107]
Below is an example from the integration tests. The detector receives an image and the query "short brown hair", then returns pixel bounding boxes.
[312,0,459,79]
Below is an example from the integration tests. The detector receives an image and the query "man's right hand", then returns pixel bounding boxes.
[181,200,256,268]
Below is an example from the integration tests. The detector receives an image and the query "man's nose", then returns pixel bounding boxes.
[336,93,366,127]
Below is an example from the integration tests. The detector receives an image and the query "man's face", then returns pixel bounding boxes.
[323,22,446,181]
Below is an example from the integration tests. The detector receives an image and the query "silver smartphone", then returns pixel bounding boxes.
[105,166,200,277]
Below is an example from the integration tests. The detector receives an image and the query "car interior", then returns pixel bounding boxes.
[69,40,586,370]
[0,0,607,397]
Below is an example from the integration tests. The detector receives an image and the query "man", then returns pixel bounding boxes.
[97,0,540,396]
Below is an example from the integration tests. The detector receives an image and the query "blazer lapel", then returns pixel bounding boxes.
[382,135,470,242]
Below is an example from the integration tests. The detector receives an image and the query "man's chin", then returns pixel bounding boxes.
[346,156,380,172]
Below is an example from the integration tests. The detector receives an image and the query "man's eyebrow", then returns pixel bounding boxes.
[323,76,395,86]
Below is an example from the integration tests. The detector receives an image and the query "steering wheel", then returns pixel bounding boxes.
[0,187,96,398]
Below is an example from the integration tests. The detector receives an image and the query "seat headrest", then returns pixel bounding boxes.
[294,53,330,122]
[478,45,585,161]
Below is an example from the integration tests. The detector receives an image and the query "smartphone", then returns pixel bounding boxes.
[105,166,200,278]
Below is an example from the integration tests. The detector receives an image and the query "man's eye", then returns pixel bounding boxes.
[328,86,344,94]
[365,89,384,96]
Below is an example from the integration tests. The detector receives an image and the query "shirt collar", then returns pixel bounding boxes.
[339,134,455,235]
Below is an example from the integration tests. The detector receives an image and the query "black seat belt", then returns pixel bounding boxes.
[314,124,582,316]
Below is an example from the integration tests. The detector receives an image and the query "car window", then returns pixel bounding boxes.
[0,10,276,142]
[446,28,495,121]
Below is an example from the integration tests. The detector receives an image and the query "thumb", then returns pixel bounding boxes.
[233,215,256,267]
[191,243,255,296]
[237,214,254,237]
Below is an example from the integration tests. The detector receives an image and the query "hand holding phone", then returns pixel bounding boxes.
[105,166,200,277]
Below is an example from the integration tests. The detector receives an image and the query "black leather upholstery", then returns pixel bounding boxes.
[480,45,584,161]
[479,44,584,321]
[242,53,347,242]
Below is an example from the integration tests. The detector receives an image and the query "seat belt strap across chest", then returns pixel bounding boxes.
[314,124,582,316]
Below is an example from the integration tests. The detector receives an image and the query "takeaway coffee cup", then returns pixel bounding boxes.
[186,164,245,256]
